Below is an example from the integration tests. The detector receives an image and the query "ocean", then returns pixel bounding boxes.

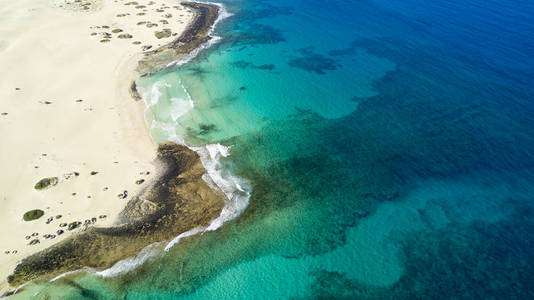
[12,0,534,298]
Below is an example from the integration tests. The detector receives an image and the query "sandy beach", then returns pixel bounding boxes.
[0,0,197,293]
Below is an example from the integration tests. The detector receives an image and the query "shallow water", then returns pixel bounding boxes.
[11,0,534,298]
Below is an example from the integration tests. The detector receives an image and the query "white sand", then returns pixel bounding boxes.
[0,0,193,292]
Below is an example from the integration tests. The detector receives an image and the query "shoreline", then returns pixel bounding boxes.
[1,0,223,296]
[137,1,221,74]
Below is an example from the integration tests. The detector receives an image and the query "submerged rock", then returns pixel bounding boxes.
[34,177,58,190]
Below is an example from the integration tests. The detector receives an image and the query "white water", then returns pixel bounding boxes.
[96,242,164,278]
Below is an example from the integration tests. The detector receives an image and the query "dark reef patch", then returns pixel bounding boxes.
[231,60,275,71]
[309,205,534,299]
[288,47,339,75]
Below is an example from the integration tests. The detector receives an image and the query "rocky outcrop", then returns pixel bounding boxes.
[137,2,219,74]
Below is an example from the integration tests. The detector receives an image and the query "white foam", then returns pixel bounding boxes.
[145,81,169,106]
[170,97,194,121]
[164,227,205,252]
[96,242,163,278]
[50,269,87,282]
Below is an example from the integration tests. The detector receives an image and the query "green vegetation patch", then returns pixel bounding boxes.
[137,21,147,25]
[23,209,44,221]
[133,41,141,44]
[112,28,123,33]
[34,177,58,190]
[118,33,133,39]
[162,13,172,18]
[154,28,172,39]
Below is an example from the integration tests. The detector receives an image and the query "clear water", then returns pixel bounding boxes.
[12,0,534,298]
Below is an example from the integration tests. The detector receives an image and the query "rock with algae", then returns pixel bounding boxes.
[23,209,44,221]
[154,28,172,39]
[34,177,58,190]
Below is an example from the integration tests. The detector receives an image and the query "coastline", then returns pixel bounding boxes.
[1,0,222,296]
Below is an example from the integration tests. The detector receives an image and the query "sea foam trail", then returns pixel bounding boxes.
[96,242,164,278]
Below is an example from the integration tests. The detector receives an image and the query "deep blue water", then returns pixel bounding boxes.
[12,0,534,298]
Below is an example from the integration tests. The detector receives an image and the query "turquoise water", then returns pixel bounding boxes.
[11,0,534,298]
